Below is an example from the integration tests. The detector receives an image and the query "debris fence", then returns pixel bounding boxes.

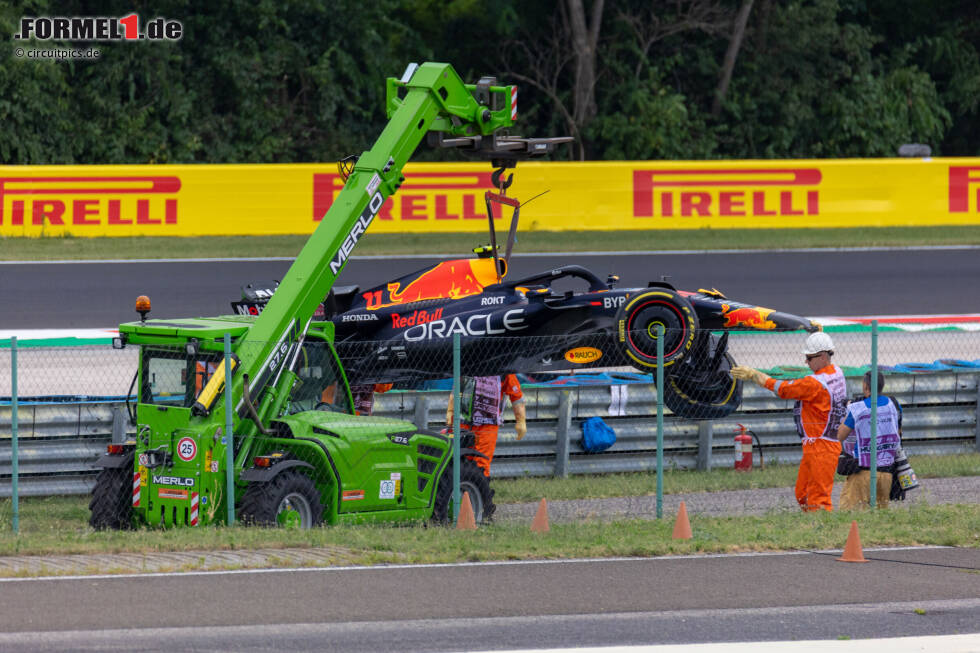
[2,325,978,530]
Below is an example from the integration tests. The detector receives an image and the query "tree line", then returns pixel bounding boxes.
[2,0,978,165]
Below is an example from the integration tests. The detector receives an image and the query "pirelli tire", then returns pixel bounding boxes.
[616,289,698,370]
[663,352,743,420]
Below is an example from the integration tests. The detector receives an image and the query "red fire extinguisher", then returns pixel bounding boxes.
[734,424,763,471]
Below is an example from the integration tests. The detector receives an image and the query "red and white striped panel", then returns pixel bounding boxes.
[190,492,199,526]
[510,86,517,121]
[132,472,141,507]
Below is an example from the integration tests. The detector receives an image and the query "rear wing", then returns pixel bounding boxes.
[231,282,360,319]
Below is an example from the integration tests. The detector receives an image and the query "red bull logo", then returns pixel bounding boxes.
[633,168,821,219]
[391,308,444,329]
[721,305,778,330]
[0,176,180,227]
[314,171,496,222]
[374,259,498,308]
[948,166,980,212]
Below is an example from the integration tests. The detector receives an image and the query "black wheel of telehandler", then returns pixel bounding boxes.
[615,289,698,371]
[89,465,134,531]
[238,469,324,529]
[432,457,495,524]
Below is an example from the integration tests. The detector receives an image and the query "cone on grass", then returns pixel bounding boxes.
[672,501,692,540]
[456,491,477,530]
[531,498,550,533]
[836,520,868,562]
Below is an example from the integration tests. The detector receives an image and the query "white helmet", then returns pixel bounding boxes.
[802,331,834,355]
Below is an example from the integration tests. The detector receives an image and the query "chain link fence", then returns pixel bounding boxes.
[2,323,979,530]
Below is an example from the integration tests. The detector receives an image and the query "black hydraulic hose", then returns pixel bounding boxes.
[242,373,272,435]
[126,368,138,426]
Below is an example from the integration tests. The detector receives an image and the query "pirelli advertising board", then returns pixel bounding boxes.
[2,158,980,237]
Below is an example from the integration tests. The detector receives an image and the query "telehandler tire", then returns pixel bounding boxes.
[89,466,134,530]
[238,469,324,529]
[432,458,495,524]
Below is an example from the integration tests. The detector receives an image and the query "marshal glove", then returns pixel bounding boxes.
[731,365,770,387]
[513,400,527,440]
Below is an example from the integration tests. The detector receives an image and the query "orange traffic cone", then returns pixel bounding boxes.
[456,491,477,530]
[531,498,550,533]
[836,520,868,563]
[672,501,692,540]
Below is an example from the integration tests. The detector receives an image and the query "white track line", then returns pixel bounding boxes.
[0,546,951,583]
[464,633,980,653]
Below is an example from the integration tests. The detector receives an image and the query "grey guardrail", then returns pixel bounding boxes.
[1,372,977,497]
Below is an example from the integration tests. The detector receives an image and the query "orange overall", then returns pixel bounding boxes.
[460,374,523,477]
[765,364,847,511]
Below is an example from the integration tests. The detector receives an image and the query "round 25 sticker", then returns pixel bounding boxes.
[176,437,198,462]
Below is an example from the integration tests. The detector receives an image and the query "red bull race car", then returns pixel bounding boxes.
[233,252,819,419]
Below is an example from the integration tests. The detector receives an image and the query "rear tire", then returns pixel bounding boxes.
[89,464,134,531]
[616,289,698,370]
[238,469,324,529]
[432,458,495,524]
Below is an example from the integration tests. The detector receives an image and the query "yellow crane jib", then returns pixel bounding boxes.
[191,354,240,417]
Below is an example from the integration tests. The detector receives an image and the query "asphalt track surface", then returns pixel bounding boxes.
[0,481,978,650]
[0,550,978,651]
[3,247,979,328]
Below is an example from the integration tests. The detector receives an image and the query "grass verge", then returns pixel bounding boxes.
[1,456,977,566]
[0,501,976,570]
[3,226,980,261]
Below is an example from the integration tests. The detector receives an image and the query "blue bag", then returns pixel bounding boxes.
[581,416,616,453]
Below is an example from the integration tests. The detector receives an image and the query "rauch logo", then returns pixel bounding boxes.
[564,347,602,364]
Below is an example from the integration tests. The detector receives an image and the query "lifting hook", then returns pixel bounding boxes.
[491,166,513,192]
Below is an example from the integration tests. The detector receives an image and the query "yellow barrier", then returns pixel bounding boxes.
[2,158,979,236]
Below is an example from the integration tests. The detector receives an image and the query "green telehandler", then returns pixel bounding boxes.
[89,63,569,529]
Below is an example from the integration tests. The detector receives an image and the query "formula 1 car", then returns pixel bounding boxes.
[233,250,819,420]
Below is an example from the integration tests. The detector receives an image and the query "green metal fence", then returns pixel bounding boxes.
[3,324,979,529]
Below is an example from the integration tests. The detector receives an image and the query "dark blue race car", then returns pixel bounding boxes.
[233,250,818,419]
